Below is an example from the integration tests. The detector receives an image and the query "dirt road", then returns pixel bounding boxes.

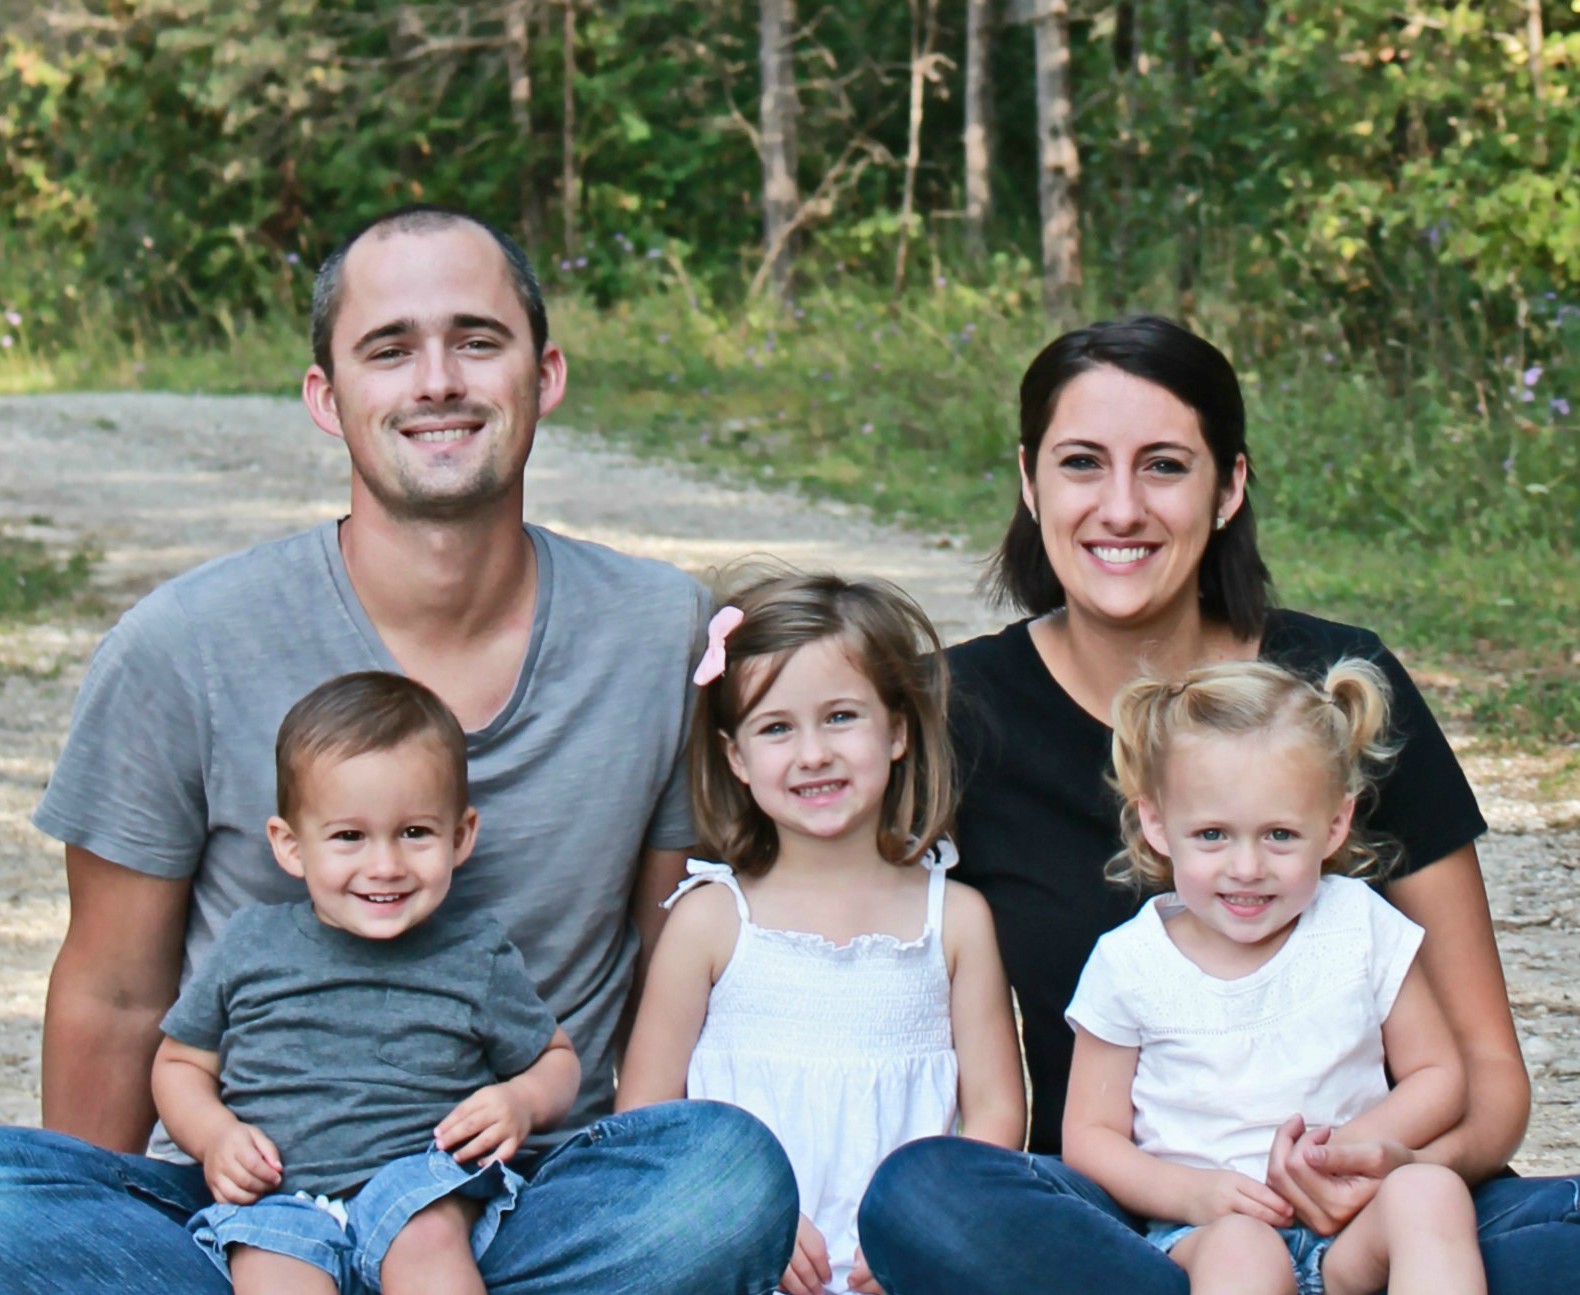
[0,393,1573,1171]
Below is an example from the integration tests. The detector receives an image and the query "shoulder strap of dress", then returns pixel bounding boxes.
[921,837,958,933]
[662,858,750,922]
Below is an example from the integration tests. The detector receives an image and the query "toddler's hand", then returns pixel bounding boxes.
[435,1083,533,1166]
[847,1245,886,1294]
[204,1121,283,1205]
[779,1212,832,1295]
[1187,1169,1294,1229]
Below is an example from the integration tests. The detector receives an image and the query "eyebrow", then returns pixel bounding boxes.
[1049,437,1200,456]
[351,313,517,355]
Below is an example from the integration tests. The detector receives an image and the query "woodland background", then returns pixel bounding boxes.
[1,0,1576,745]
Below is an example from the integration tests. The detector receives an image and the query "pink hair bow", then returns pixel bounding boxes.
[693,606,745,686]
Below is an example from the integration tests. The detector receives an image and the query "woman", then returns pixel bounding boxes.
[856,316,1579,1293]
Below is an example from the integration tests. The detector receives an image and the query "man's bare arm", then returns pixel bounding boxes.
[41,846,191,1151]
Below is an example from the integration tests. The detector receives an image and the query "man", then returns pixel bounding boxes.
[0,206,796,1294]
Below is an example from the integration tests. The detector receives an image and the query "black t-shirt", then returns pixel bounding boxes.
[946,608,1488,1156]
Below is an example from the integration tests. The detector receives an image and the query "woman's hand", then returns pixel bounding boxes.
[1266,1115,1416,1235]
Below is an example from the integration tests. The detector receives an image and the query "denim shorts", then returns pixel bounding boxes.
[189,1145,524,1294]
[1147,1218,1332,1295]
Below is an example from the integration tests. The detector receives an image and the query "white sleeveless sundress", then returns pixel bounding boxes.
[667,842,960,1294]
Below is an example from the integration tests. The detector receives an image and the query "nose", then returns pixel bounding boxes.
[1097,468,1145,532]
[365,839,404,878]
[1224,843,1263,883]
[795,727,833,768]
[414,340,465,404]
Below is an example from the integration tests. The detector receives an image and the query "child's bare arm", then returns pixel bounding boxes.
[614,883,737,1111]
[1062,1026,1293,1228]
[1332,959,1466,1151]
[152,1035,283,1202]
[942,882,1026,1148]
[436,1027,580,1165]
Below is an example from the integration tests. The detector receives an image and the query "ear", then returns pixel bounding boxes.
[451,806,481,868]
[1018,445,1037,518]
[1216,451,1249,527]
[267,815,306,880]
[1325,794,1357,861]
[535,342,568,420]
[1137,798,1172,861]
[302,365,344,441]
[723,730,749,786]
[889,713,908,762]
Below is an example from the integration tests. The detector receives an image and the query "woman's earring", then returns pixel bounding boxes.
[1214,515,1226,531]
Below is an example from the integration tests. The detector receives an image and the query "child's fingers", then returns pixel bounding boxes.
[780,1250,821,1295]
[247,1127,283,1174]
[435,1098,495,1150]
[1235,1184,1294,1226]
[448,1123,509,1165]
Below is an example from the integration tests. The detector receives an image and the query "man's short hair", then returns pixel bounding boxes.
[310,205,548,377]
[275,671,469,821]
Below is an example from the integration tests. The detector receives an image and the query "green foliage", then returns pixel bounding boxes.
[0,531,96,621]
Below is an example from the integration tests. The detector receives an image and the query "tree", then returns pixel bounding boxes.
[758,0,800,301]
[963,0,995,260]
[1031,0,1081,321]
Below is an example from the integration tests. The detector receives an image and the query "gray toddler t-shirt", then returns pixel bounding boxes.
[35,520,709,1149]
[161,901,557,1197]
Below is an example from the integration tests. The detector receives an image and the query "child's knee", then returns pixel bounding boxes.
[384,1194,480,1261]
[1184,1214,1295,1287]
[1375,1162,1475,1225]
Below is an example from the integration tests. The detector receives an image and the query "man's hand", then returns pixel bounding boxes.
[435,1083,534,1166]
[1265,1115,1413,1235]
[779,1212,832,1295]
[1184,1169,1294,1229]
[204,1121,283,1204]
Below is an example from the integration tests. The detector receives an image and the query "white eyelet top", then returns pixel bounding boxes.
[667,841,960,1294]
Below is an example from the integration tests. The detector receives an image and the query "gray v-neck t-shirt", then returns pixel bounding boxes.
[35,520,709,1150]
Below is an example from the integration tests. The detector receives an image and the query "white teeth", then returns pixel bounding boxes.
[1091,545,1152,564]
[794,782,842,797]
[361,894,405,904]
[409,428,472,443]
[1221,894,1271,906]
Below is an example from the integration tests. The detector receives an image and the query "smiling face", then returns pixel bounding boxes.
[267,738,479,940]
[1020,365,1247,632]
[1139,729,1354,973]
[723,635,907,859]
[302,221,566,523]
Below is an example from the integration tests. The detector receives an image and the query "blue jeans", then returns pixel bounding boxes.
[191,1144,524,1293]
[858,1137,1580,1295]
[0,1101,799,1295]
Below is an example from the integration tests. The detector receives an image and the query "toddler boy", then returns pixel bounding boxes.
[151,671,579,1295]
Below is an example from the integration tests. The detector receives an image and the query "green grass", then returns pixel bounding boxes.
[0,531,97,622]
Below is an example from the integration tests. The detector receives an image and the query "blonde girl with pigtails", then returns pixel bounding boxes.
[1062,658,1487,1295]
[618,569,1026,1295]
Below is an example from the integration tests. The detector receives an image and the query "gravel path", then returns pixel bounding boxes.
[0,392,1574,1171]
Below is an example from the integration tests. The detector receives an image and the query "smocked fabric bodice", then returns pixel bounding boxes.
[670,844,960,1294]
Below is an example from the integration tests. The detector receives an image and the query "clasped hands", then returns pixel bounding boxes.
[1242,1113,1417,1237]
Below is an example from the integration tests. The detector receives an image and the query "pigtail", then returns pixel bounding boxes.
[1106,674,1180,893]
[1319,657,1399,880]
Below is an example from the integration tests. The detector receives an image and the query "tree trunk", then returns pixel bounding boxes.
[1171,0,1198,324]
[963,0,994,261]
[561,0,578,260]
[895,0,940,293]
[1109,0,1138,309]
[505,0,541,248]
[1033,0,1081,323]
[759,0,800,303]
